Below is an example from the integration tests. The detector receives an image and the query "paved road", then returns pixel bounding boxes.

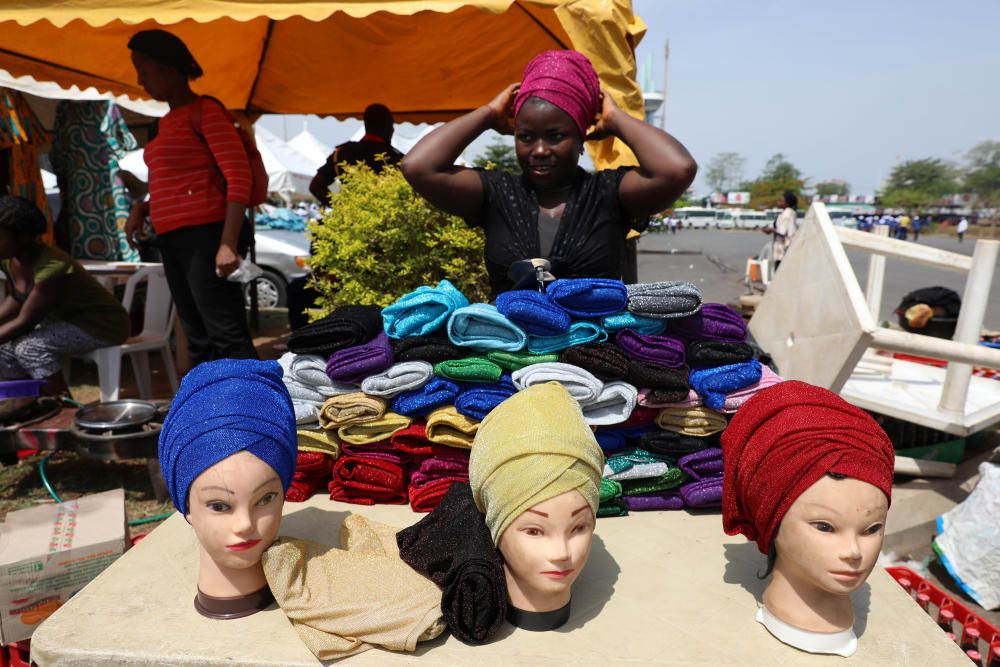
[636,228,1000,330]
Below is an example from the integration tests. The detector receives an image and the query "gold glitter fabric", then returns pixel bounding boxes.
[318,392,387,430]
[296,428,341,458]
[425,406,480,449]
[470,382,605,544]
[262,514,445,660]
[337,412,412,445]
[655,406,728,437]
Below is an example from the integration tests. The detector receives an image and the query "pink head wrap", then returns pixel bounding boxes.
[514,50,602,140]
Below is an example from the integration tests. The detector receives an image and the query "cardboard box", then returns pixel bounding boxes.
[0,488,127,644]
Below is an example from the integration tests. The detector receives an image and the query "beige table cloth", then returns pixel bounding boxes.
[31,496,968,666]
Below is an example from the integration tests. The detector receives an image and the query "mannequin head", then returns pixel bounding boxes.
[470,382,604,624]
[721,381,894,649]
[159,359,297,615]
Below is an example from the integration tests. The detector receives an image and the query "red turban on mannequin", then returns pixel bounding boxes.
[721,380,894,554]
[514,50,602,141]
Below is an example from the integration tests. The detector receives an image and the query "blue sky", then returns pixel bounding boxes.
[261,0,999,196]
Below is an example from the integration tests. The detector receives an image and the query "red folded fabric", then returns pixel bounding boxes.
[339,440,411,465]
[410,452,470,488]
[410,477,466,513]
[328,455,408,505]
[390,420,462,457]
[721,380,895,554]
[617,405,658,428]
[285,452,334,502]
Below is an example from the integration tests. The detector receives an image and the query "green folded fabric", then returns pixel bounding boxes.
[600,478,623,503]
[486,350,560,371]
[604,448,672,476]
[619,468,688,496]
[434,357,504,383]
[597,499,629,518]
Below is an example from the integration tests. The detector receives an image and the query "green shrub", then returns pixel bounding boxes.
[307,162,490,315]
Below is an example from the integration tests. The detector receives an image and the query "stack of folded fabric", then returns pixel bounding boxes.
[275,279,784,515]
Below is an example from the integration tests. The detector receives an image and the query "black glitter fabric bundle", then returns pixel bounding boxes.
[288,304,383,356]
[686,340,754,369]
[626,360,690,397]
[559,341,630,380]
[639,429,715,457]
[391,335,466,364]
[396,483,507,645]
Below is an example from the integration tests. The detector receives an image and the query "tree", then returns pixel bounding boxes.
[881,158,957,210]
[747,153,806,208]
[704,152,746,193]
[473,139,521,175]
[815,180,851,197]
[964,141,1000,200]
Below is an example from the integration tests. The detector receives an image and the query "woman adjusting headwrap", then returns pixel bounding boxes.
[158,358,298,514]
[469,381,604,544]
[721,380,895,554]
[513,50,602,140]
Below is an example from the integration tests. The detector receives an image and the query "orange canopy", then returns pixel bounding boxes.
[0,0,647,167]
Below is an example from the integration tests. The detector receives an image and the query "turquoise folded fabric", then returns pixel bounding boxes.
[381,279,470,339]
[527,321,607,354]
[447,303,528,351]
[601,311,668,335]
[548,278,628,318]
[689,359,762,411]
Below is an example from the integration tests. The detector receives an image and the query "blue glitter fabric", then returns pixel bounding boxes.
[494,290,571,336]
[390,377,462,416]
[601,311,668,335]
[527,321,608,354]
[454,375,517,420]
[158,359,297,515]
[381,279,470,339]
[689,359,762,411]
[446,303,528,351]
[547,278,628,318]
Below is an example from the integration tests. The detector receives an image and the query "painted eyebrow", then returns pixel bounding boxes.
[571,505,591,516]
[199,476,280,496]
[526,509,549,517]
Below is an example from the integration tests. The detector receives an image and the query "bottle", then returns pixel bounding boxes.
[916,592,931,612]
[961,626,982,654]
[985,645,1000,667]
[937,608,955,634]
[965,649,982,666]
[897,576,912,595]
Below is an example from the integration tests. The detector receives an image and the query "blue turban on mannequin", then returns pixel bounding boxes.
[158,359,297,514]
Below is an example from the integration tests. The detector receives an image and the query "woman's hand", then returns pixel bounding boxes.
[486,83,520,135]
[215,243,240,278]
[586,90,623,142]
[125,203,148,250]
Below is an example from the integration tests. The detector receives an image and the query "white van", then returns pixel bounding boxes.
[674,207,719,230]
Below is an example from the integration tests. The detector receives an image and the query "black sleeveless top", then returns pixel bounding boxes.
[468,167,647,296]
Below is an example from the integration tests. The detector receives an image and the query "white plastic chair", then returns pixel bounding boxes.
[68,265,179,401]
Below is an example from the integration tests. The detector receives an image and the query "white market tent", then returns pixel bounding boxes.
[288,125,331,168]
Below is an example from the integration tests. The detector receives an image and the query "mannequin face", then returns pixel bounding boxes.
[187,451,284,574]
[773,475,888,596]
[498,489,595,612]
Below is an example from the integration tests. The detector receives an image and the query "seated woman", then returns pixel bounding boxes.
[401,50,696,296]
[0,196,129,394]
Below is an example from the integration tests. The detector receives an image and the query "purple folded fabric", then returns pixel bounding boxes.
[616,330,686,368]
[680,477,723,508]
[623,489,684,511]
[339,440,412,466]
[669,303,747,343]
[410,451,471,487]
[325,331,394,384]
[678,447,724,481]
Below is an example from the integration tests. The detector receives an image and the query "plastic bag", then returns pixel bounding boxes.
[934,462,1000,609]
[220,256,264,284]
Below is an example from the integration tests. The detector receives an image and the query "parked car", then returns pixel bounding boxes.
[674,207,719,229]
[244,228,310,309]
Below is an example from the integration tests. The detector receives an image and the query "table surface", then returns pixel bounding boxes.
[30,496,969,666]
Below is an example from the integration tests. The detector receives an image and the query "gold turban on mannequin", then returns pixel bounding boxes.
[469,382,605,544]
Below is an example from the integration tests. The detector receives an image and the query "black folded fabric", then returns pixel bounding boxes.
[559,341,630,381]
[287,304,383,356]
[626,360,690,393]
[397,482,506,645]
[640,430,716,457]
[686,340,755,369]
[391,334,465,364]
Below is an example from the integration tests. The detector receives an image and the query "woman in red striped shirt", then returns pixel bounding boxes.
[125,30,257,366]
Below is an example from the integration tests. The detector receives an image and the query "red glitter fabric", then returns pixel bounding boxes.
[328,456,407,505]
[285,452,334,503]
[721,380,894,554]
[513,50,602,140]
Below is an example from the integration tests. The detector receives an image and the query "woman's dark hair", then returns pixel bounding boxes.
[0,195,47,236]
[782,190,798,210]
[128,30,203,79]
[758,471,849,579]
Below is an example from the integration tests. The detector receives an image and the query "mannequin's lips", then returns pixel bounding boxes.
[830,570,863,579]
[541,569,575,578]
[227,539,262,551]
